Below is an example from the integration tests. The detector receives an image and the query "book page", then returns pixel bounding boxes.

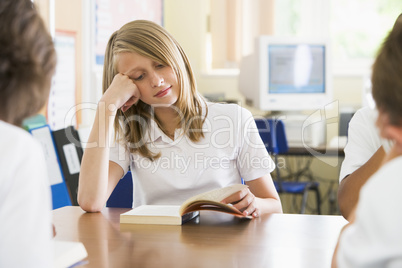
[122,205,181,217]
[181,200,252,219]
[120,205,183,225]
[180,184,248,213]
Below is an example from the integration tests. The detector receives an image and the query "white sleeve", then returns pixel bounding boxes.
[237,108,275,181]
[109,137,130,176]
[339,107,381,182]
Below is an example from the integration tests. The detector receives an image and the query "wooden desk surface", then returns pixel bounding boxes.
[53,206,347,268]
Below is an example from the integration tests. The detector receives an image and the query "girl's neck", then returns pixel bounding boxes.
[154,106,181,139]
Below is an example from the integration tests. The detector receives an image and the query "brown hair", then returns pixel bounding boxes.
[372,13,402,126]
[103,20,207,160]
[0,0,56,126]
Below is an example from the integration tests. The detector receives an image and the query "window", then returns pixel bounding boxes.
[207,0,275,72]
[330,0,402,75]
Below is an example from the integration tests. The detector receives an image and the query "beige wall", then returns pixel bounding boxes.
[36,0,364,128]
[54,0,83,125]
[165,0,244,101]
[35,0,83,124]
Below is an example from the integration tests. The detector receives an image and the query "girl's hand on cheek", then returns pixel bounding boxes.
[101,73,141,112]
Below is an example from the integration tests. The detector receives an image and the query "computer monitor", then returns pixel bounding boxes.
[239,36,332,111]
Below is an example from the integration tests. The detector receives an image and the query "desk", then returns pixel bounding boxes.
[280,145,344,181]
[53,206,347,268]
[276,145,345,215]
[286,146,344,157]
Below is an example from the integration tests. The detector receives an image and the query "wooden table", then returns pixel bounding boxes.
[53,206,347,268]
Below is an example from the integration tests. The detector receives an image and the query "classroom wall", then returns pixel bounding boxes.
[54,0,83,125]
[36,0,365,127]
[164,0,245,103]
[35,0,83,124]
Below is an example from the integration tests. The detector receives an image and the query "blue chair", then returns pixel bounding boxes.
[106,171,133,208]
[255,118,321,214]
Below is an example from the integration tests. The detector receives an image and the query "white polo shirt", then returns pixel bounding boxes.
[110,102,275,208]
[0,121,53,268]
[339,107,381,182]
[339,107,393,182]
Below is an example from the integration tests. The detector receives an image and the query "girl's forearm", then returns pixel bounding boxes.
[255,197,283,215]
[78,102,117,212]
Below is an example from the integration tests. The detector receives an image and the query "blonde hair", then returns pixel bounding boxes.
[103,20,207,160]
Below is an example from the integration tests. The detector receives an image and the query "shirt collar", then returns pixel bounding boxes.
[145,118,183,144]
[144,101,209,144]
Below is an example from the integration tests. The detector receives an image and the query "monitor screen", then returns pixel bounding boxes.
[238,36,331,112]
[268,44,326,94]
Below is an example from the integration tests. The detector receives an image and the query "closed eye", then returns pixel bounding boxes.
[134,74,145,81]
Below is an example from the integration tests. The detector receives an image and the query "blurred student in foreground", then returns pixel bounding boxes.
[0,0,56,267]
[332,13,402,268]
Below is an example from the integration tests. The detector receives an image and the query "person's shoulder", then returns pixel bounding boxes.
[365,156,402,190]
[207,101,240,112]
[206,102,252,118]
[351,106,377,125]
[0,121,41,155]
[375,156,402,177]
[358,156,402,225]
[0,120,35,142]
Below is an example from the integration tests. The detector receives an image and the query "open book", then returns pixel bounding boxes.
[54,240,88,268]
[120,184,252,225]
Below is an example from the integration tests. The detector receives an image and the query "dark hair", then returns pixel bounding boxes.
[372,13,402,126]
[0,0,56,126]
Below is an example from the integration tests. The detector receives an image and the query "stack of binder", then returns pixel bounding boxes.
[24,116,83,209]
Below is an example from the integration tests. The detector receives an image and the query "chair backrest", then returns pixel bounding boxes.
[106,171,133,208]
[255,118,289,155]
[255,118,289,192]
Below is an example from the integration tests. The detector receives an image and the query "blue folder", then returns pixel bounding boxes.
[28,124,72,209]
